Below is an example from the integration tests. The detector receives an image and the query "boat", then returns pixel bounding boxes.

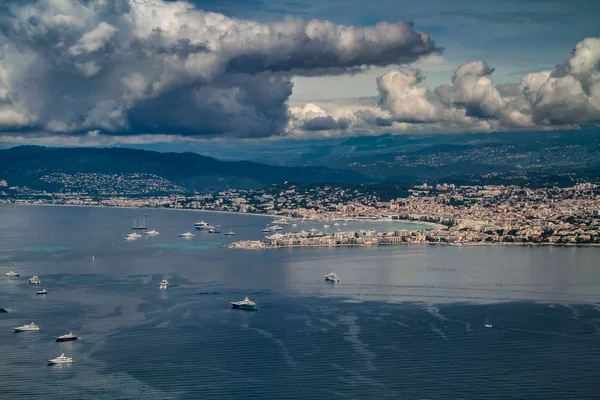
[124,236,137,241]
[48,353,73,365]
[159,278,168,290]
[291,223,297,227]
[145,229,159,235]
[179,232,195,238]
[271,225,283,231]
[209,228,221,233]
[272,219,289,225]
[325,272,341,282]
[333,222,340,226]
[14,322,40,332]
[5,271,19,277]
[28,275,41,284]
[261,228,271,233]
[127,232,142,238]
[224,230,236,236]
[132,217,147,230]
[56,333,78,342]
[323,224,330,228]
[485,317,493,329]
[36,289,48,295]
[194,221,210,230]
[231,297,258,310]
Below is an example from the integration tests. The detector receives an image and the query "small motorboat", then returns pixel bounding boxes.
[5,271,19,277]
[145,229,159,235]
[159,278,168,290]
[325,272,341,282]
[28,275,41,284]
[36,289,48,295]
[224,230,236,236]
[179,232,195,238]
[485,317,493,329]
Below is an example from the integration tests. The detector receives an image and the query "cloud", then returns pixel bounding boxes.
[0,0,439,139]
[287,36,599,137]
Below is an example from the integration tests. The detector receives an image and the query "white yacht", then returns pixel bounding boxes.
[194,221,210,230]
[485,317,493,329]
[14,322,40,332]
[224,230,236,236]
[48,353,73,365]
[36,289,48,295]
[231,297,258,310]
[325,272,341,282]
[124,235,137,241]
[333,222,340,226]
[127,232,142,239]
[179,232,195,238]
[160,278,168,290]
[5,271,19,277]
[145,229,159,235]
[29,275,41,284]
[323,224,330,228]
[271,225,283,231]
[261,227,271,233]
[291,223,298,227]
[209,227,221,233]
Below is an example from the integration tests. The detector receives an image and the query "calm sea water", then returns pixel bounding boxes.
[1,205,599,399]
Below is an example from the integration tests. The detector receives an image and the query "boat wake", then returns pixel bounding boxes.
[493,326,600,341]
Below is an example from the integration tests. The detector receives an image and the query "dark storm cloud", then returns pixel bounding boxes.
[0,0,439,138]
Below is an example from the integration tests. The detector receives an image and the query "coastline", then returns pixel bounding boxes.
[227,241,600,250]
[1,202,436,229]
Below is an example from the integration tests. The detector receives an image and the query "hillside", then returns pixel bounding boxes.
[0,146,370,195]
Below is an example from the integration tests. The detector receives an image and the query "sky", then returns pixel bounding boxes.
[0,0,598,147]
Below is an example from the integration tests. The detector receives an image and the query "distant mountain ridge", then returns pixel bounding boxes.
[0,146,370,194]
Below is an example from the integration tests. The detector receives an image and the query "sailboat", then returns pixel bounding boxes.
[484,317,493,329]
[132,217,148,230]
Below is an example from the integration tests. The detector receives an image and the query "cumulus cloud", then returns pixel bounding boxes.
[287,36,600,137]
[0,0,438,139]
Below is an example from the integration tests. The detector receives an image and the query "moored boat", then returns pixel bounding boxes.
[14,322,40,332]
[48,353,72,365]
[179,232,195,238]
[325,272,341,282]
[56,332,78,342]
[231,297,258,310]
[160,277,168,289]
[5,271,19,277]
[28,275,41,284]
[36,289,48,295]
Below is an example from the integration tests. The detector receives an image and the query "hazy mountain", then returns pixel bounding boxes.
[0,146,370,194]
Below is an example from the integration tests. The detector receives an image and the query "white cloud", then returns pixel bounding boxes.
[287,36,600,137]
[0,0,438,139]
[69,22,118,56]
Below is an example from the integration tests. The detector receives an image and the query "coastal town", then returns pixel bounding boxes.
[2,178,600,247]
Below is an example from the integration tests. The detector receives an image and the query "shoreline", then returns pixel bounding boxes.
[1,202,436,229]
[227,241,600,250]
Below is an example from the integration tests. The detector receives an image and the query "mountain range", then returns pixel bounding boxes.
[0,146,369,194]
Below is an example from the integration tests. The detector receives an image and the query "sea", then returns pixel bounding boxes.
[0,205,599,399]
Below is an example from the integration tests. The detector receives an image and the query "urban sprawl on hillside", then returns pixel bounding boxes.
[2,178,600,247]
